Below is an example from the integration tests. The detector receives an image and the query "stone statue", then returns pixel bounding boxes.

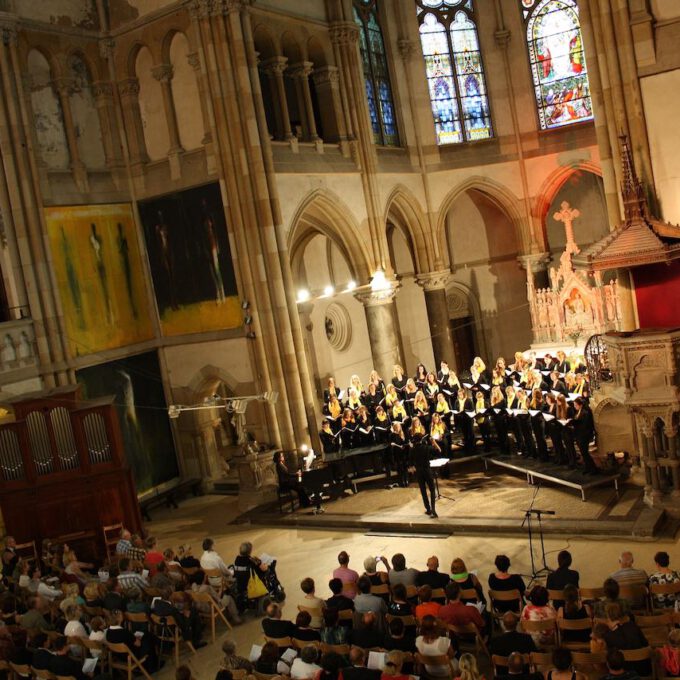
[537,291,549,328]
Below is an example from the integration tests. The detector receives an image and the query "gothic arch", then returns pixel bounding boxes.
[307,36,330,67]
[64,48,100,83]
[280,31,303,63]
[446,280,489,360]
[384,186,430,274]
[161,27,194,65]
[126,42,149,78]
[25,45,61,79]
[435,176,528,255]
[185,365,241,402]
[288,190,372,285]
[253,24,278,59]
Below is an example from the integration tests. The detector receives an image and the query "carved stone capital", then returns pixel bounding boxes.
[415,270,452,292]
[53,77,76,97]
[0,21,18,47]
[118,78,140,98]
[518,252,551,273]
[152,63,174,83]
[312,65,339,87]
[261,56,288,76]
[187,51,201,70]
[398,39,415,62]
[329,22,359,47]
[189,0,216,19]
[354,281,401,307]
[99,38,115,60]
[494,29,511,49]
[92,81,113,100]
[289,61,314,79]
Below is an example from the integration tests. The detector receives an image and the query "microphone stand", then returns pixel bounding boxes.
[520,482,555,584]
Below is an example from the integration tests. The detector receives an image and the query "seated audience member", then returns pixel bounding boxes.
[115,529,133,556]
[320,608,348,645]
[49,636,86,680]
[333,551,360,599]
[294,610,321,642]
[590,622,608,653]
[300,577,325,628]
[350,612,383,649]
[59,582,85,613]
[489,612,537,658]
[354,575,387,615]
[416,615,457,677]
[382,650,410,680]
[152,588,206,650]
[545,648,586,680]
[592,578,632,619]
[603,603,651,677]
[63,605,87,655]
[88,616,106,656]
[609,551,648,608]
[521,585,556,647]
[200,538,233,586]
[383,617,415,653]
[556,584,590,644]
[31,634,53,671]
[488,555,526,613]
[326,578,355,612]
[504,651,543,680]
[660,629,680,678]
[415,556,450,592]
[177,544,201,570]
[546,550,579,608]
[117,557,149,591]
[144,536,164,575]
[453,653,484,680]
[150,561,175,590]
[363,556,390,586]
[83,581,104,607]
[291,645,322,680]
[103,579,127,612]
[27,568,62,601]
[649,551,680,610]
[601,649,642,680]
[342,648,381,680]
[415,585,441,620]
[388,583,413,616]
[318,652,345,680]
[220,638,254,673]
[20,596,54,631]
[450,557,486,605]
[176,666,195,680]
[125,535,147,563]
[262,602,295,639]
[163,548,184,581]
[388,553,420,588]
[255,641,281,675]
[438,581,484,632]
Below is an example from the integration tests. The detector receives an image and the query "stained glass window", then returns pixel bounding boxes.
[522,0,593,129]
[353,0,399,146]
[416,0,492,145]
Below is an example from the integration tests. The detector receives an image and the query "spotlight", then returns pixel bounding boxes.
[297,289,310,303]
[244,314,253,325]
[346,280,357,291]
[323,285,335,297]
[300,444,309,453]
[241,300,250,310]
[370,269,391,292]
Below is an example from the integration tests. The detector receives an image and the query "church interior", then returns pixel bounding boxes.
[1,0,680,676]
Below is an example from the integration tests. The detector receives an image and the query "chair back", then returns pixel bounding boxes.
[492,654,531,675]
[337,609,354,624]
[33,668,56,680]
[370,583,390,597]
[431,588,446,601]
[529,652,553,670]
[521,618,556,635]
[320,643,350,655]
[556,617,592,631]
[292,638,320,650]
[489,588,521,603]
[341,581,357,598]
[578,587,604,601]
[385,614,417,628]
[621,647,653,662]
[15,541,38,563]
[9,663,31,678]
[548,589,565,602]
[405,585,418,600]
[264,635,293,648]
[571,651,607,668]
[650,581,680,597]
[460,588,478,601]
[102,523,124,561]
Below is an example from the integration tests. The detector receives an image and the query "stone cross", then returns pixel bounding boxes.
[553,200,581,254]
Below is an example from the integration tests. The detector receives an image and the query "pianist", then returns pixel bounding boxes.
[273,451,322,513]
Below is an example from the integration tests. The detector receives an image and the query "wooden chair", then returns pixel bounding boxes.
[102,523,124,562]
[124,611,150,634]
[150,613,196,665]
[571,650,607,674]
[320,643,350,655]
[431,588,446,602]
[292,638,321,650]
[9,662,31,679]
[529,651,554,672]
[341,581,357,599]
[32,669,55,680]
[488,589,522,627]
[338,609,354,627]
[79,638,108,672]
[447,622,489,657]
[578,587,604,602]
[370,583,390,597]
[491,654,531,676]
[297,604,324,629]
[520,619,557,647]
[263,635,293,648]
[618,584,650,612]
[621,647,654,679]
[201,568,227,597]
[649,581,680,611]
[15,541,38,563]
[556,617,593,648]
[105,640,152,680]
[415,653,454,679]
[460,588,479,602]
[405,585,418,600]
[190,590,232,642]
[548,589,566,604]
[385,613,417,628]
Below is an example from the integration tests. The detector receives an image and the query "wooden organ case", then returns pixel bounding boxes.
[0,386,143,561]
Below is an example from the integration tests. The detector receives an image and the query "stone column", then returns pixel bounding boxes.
[518,252,551,290]
[117,78,149,167]
[312,66,346,146]
[616,267,637,331]
[289,61,320,143]
[665,423,680,498]
[416,270,456,369]
[54,77,89,192]
[261,56,293,141]
[152,63,183,178]
[355,284,404,381]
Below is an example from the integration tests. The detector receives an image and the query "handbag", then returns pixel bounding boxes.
[247,570,268,599]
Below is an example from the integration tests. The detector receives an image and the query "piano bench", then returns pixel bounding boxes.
[277,487,298,514]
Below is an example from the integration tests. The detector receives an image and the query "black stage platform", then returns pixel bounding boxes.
[484,454,622,501]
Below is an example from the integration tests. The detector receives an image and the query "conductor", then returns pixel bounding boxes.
[413,434,438,518]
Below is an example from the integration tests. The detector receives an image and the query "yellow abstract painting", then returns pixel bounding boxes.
[46,204,154,356]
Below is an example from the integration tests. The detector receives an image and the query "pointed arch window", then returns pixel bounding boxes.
[353,0,399,146]
[522,0,593,129]
[416,0,492,145]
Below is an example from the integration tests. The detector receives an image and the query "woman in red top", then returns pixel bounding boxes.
[415,585,441,620]
[144,536,164,577]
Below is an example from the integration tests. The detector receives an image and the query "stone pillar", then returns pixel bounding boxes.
[54,77,89,192]
[665,424,680,498]
[518,252,551,290]
[355,285,404,381]
[616,267,637,331]
[290,62,320,143]
[416,270,456,369]
[312,66,346,146]
[152,63,183,178]
[117,78,149,167]
[91,81,121,172]
[261,56,294,141]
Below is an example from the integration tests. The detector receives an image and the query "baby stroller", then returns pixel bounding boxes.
[231,559,286,614]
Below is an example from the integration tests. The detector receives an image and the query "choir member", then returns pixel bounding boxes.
[390,422,409,488]
[346,388,363,411]
[515,388,537,458]
[510,351,527,375]
[474,391,492,452]
[324,377,342,404]
[413,390,431,428]
[544,393,565,464]
[543,353,557,371]
[572,372,590,399]
[469,357,490,395]
[319,420,340,454]
[556,394,577,468]
[440,370,461,402]
[437,361,451,384]
[349,374,364,398]
[490,385,509,454]
[368,369,386,396]
[491,365,508,388]
[453,387,475,453]
[340,408,358,449]
[549,370,568,396]
[505,385,522,454]
[364,382,383,414]
[414,363,428,389]
[424,372,440,404]
[391,399,409,426]
[572,397,598,474]
[430,412,448,452]
[555,350,569,374]
[385,384,400,410]
[373,406,391,443]
[434,392,453,429]
[323,395,343,433]
[392,364,407,395]
[356,407,374,447]
[569,351,586,374]
[529,388,549,461]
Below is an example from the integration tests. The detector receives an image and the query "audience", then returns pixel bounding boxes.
[415,556,450,592]
[254,640,281,674]
[454,653,484,680]
[355,576,388,615]
[521,585,556,647]
[388,583,413,616]
[220,638,254,673]
[546,550,579,608]
[342,648,381,680]
[320,608,348,645]
[505,651,542,680]
[382,649,409,680]
[414,585,441,620]
[609,551,648,607]
[416,614,457,677]
[556,583,590,644]
[350,611,383,648]
[290,645,322,680]
[261,602,295,639]
[603,602,651,676]
[450,558,486,605]
[489,555,526,613]
[649,550,680,609]
[490,612,536,658]
[363,556,390,586]
[439,581,484,632]
[300,577,325,628]
[660,629,680,678]
[593,578,632,619]
[383,617,415,653]
[333,551,360,599]
[388,553,419,587]
[326,578,355,612]
[546,648,586,680]
[601,649,641,680]
[293,610,321,642]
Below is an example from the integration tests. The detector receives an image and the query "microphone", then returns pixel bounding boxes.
[523,508,556,515]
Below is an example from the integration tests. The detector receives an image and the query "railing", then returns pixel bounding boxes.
[584,333,613,391]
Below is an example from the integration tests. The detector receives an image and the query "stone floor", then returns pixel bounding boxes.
[147,485,679,680]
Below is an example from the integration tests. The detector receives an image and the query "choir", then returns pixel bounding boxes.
[318,349,599,477]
